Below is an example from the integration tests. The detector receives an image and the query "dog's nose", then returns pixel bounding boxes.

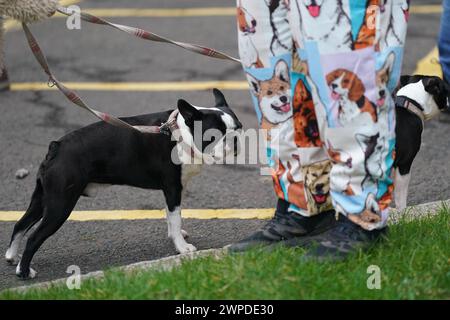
[315,183,324,192]
[379,89,385,97]
[252,19,257,27]
[331,83,338,89]
[280,96,288,103]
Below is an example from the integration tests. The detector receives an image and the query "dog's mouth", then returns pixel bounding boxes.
[243,25,256,34]
[330,90,340,100]
[307,4,321,17]
[312,192,328,204]
[377,96,386,107]
[271,103,291,113]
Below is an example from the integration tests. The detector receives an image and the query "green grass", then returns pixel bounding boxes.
[1,208,449,300]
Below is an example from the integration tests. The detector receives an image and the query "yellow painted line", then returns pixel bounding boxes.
[4,0,82,31]
[0,209,274,221]
[413,46,442,77]
[409,5,442,14]
[10,81,249,92]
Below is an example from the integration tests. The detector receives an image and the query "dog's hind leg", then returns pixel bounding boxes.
[163,185,196,254]
[16,192,80,279]
[5,180,44,265]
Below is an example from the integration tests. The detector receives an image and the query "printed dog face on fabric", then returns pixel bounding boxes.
[247,59,292,129]
[326,68,378,127]
[293,76,323,148]
[302,159,333,214]
[298,0,353,53]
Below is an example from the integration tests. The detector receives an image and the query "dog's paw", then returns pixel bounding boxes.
[181,229,189,239]
[5,252,21,266]
[176,242,197,254]
[16,263,37,280]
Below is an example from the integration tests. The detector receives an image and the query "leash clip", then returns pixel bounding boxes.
[47,78,57,88]
[159,122,172,136]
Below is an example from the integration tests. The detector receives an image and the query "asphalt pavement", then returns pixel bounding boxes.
[0,0,449,290]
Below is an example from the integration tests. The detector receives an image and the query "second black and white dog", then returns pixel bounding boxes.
[5,89,242,279]
[394,75,450,211]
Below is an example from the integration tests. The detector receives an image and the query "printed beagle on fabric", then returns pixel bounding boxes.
[237,0,408,229]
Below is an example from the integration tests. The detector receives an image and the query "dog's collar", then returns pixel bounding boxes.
[133,110,180,138]
[396,95,425,123]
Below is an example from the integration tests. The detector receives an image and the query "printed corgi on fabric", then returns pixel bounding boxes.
[248,59,292,130]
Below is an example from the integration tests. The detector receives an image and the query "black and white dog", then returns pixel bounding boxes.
[394,75,450,211]
[5,89,242,279]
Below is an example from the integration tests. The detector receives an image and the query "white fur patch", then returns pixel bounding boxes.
[16,262,37,279]
[166,206,196,254]
[5,232,23,265]
[396,81,441,120]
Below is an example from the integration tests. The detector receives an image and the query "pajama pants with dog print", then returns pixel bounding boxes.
[237,0,409,230]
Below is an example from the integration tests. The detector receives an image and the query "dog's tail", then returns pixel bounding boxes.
[8,178,44,246]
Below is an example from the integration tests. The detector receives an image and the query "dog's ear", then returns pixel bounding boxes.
[177,99,203,124]
[355,133,371,154]
[212,88,228,107]
[399,75,411,87]
[423,77,442,95]
[247,73,260,96]
[348,74,365,102]
[356,132,379,155]
[274,59,289,83]
[326,70,338,86]
[379,52,396,83]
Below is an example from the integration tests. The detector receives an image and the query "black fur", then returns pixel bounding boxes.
[394,107,423,176]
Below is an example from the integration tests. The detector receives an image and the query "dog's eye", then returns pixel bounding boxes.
[267,90,273,95]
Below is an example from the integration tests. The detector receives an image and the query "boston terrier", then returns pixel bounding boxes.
[394,75,450,211]
[5,89,242,279]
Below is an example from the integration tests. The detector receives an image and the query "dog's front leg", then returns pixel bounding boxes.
[166,206,196,254]
[394,167,411,211]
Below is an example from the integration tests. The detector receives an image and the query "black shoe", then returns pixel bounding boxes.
[299,214,388,261]
[0,68,10,92]
[439,76,450,120]
[228,199,336,252]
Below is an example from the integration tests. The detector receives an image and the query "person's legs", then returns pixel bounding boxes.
[439,0,450,83]
[438,0,450,118]
[230,0,335,251]
[282,0,409,258]
[0,17,10,92]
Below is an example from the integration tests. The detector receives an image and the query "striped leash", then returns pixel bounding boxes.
[22,6,240,133]
[56,6,240,63]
